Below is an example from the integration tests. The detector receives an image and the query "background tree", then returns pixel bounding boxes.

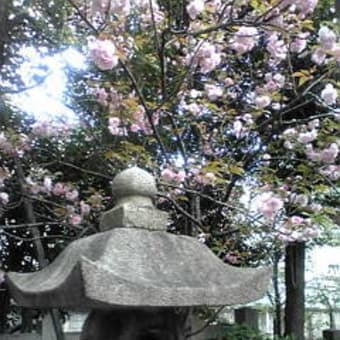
[0,0,339,338]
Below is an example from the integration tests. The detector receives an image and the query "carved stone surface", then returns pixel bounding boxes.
[6,167,270,310]
[111,167,157,200]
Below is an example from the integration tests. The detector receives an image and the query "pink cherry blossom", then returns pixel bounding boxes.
[224,77,234,87]
[80,201,91,216]
[92,87,108,106]
[311,48,326,65]
[189,89,202,98]
[290,215,305,225]
[308,119,320,129]
[195,172,216,185]
[282,128,298,139]
[331,44,340,62]
[280,0,317,18]
[108,117,125,135]
[66,189,79,202]
[0,132,13,154]
[266,33,287,61]
[111,0,131,16]
[206,0,221,12]
[304,227,320,238]
[224,253,239,264]
[255,95,271,108]
[318,26,337,50]
[91,0,110,16]
[197,41,222,73]
[53,182,66,196]
[174,170,186,183]
[297,130,318,144]
[69,214,82,226]
[89,39,119,71]
[0,192,9,205]
[290,33,308,53]
[204,84,223,100]
[161,168,176,181]
[231,27,259,54]
[43,176,53,192]
[161,168,186,183]
[320,165,340,181]
[283,141,295,150]
[185,103,203,116]
[129,106,157,135]
[305,144,321,162]
[321,84,338,105]
[299,0,318,15]
[31,121,52,137]
[231,120,245,139]
[25,176,41,194]
[264,73,285,92]
[309,203,322,212]
[186,0,205,20]
[258,193,284,220]
[320,143,339,163]
[197,233,206,243]
[0,168,9,187]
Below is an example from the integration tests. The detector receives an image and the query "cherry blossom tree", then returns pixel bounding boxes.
[0,0,339,338]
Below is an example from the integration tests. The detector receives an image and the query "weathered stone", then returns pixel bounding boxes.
[111,167,157,200]
[6,167,271,339]
[99,196,168,232]
[6,226,269,308]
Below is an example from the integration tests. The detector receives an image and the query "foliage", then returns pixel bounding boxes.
[0,0,339,336]
[215,323,271,340]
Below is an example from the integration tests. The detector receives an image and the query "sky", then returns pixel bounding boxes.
[9,47,340,281]
[10,47,86,121]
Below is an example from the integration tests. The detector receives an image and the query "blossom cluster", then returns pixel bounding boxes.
[31,120,72,138]
[278,216,320,243]
[0,167,10,207]
[281,117,339,171]
[90,0,163,25]
[186,41,222,74]
[89,39,119,71]
[230,113,254,139]
[254,73,286,109]
[161,168,186,184]
[312,26,340,65]
[319,165,340,181]
[108,107,160,136]
[231,27,259,55]
[282,120,319,150]
[257,192,284,221]
[0,132,30,156]
[23,172,95,226]
[306,143,339,164]
[161,166,217,186]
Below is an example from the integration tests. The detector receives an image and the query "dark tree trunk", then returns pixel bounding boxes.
[0,0,12,71]
[284,242,305,340]
[0,287,10,333]
[273,250,282,337]
[15,159,65,340]
[21,309,33,333]
[329,309,335,330]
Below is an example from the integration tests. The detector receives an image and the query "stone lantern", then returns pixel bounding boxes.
[6,167,270,340]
